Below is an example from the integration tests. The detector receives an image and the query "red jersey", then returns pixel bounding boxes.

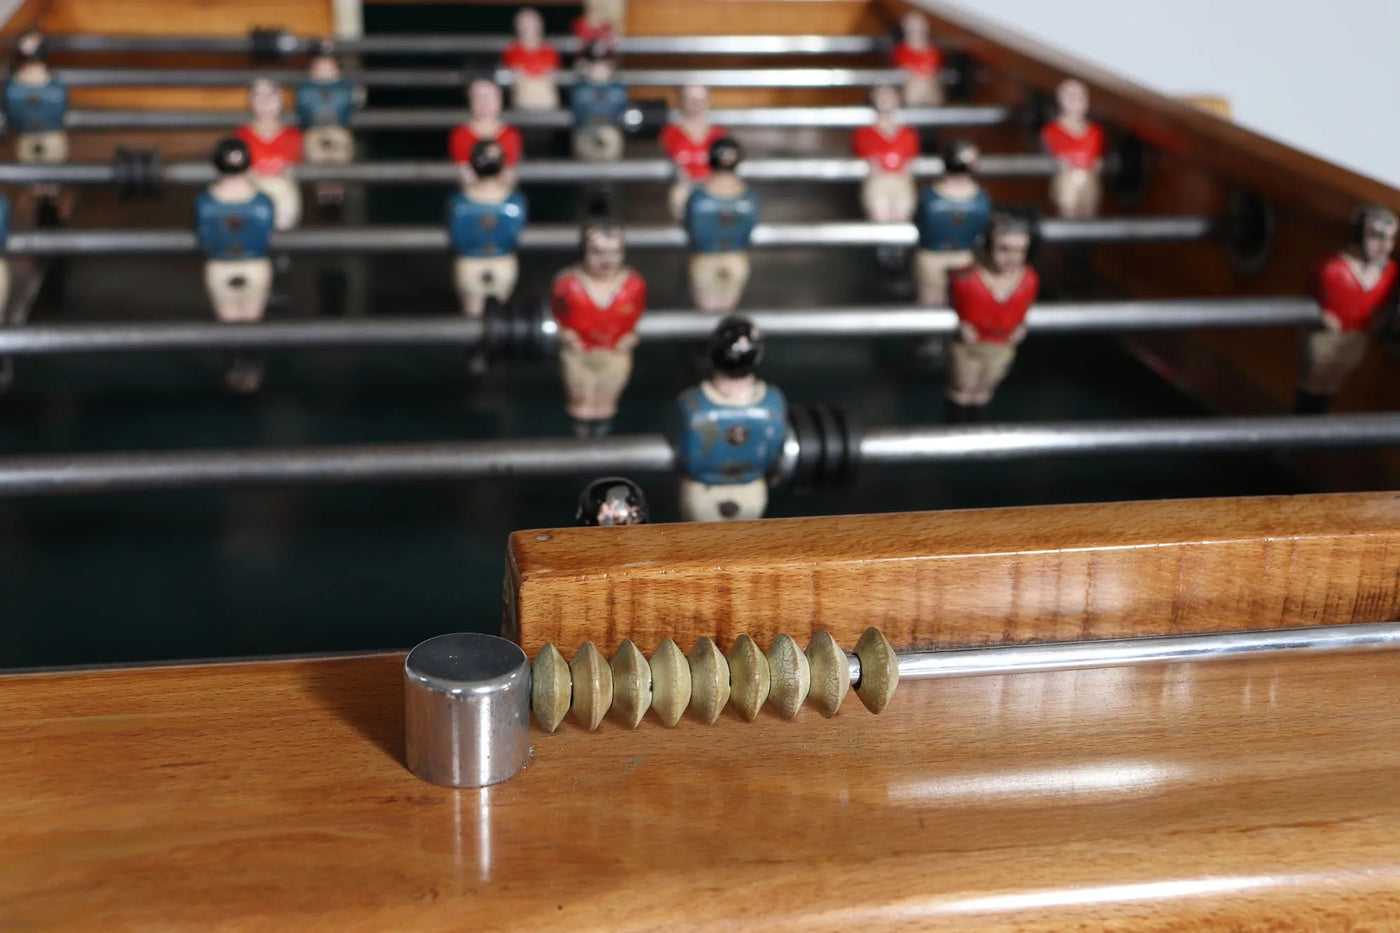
[234,124,303,175]
[950,266,1040,343]
[893,42,941,77]
[659,124,727,181]
[502,42,561,76]
[1311,253,1398,332]
[573,17,615,44]
[449,123,524,166]
[851,124,920,172]
[552,269,647,351]
[1041,120,1106,170]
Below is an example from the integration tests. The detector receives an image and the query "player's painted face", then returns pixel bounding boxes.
[902,12,929,44]
[871,85,900,116]
[1057,79,1089,121]
[583,231,625,277]
[581,57,614,83]
[1362,221,1398,264]
[309,56,340,81]
[989,231,1030,274]
[250,80,283,121]
[469,80,503,120]
[516,8,544,44]
[680,84,709,119]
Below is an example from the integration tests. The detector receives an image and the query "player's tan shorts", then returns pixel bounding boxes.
[689,251,750,312]
[1300,329,1370,396]
[204,258,273,323]
[914,248,973,304]
[948,339,1017,404]
[303,126,354,166]
[585,0,627,27]
[903,75,943,107]
[678,476,768,523]
[572,125,624,162]
[252,172,302,231]
[511,75,560,112]
[454,256,519,307]
[0,259,12,315]
[861,169,917,222]
[560,344,633,417]
[16,130,67,165]
[669,180,694,222]
[1049,167,1102,219]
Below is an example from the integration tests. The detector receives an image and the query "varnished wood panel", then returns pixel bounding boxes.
[507,492,1400,656]
[4,649,1400,929]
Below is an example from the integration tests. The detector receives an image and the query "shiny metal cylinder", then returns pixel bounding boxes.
[404,633,532,788]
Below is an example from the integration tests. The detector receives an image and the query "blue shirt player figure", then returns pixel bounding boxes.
[684,137,759,314]
[296,41,356,209]
[913,138,993,307]
[448,139,528,319]
[195,137,277,393]
[570,39,628,162]
[0,190,12,313]
[672,316,788,523]
[5,33,68,166]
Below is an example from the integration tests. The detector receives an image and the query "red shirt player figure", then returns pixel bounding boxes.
[449,79,524,185]
[573,0,625,44]
[660,84,727,221]
[1296,205,1399,413]
[235,78,304,231]
[946,212,1040,421]
[852,84,920,224]
[892,12,942,107]
[502,7,561,112]
[551,220,648,437]
[1040,78,1106,219]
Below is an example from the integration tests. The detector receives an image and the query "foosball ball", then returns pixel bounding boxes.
[3,0,1400,928]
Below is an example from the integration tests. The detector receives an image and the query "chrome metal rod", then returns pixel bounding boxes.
[62,104,1010,132]
[0,154,1061,187]
[890,622,1400,681]
[52,66,908,90]
[858,413,1400,463]
[0,413,1395,498]
[41,34,888,56]
[0,299,1319,357]
[3,218,1215,256]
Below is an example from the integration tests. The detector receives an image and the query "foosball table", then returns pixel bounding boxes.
[4,0,1400,928]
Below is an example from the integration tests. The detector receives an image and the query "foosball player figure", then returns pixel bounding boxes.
[573,0,625,44]
[672,316,787,523]
[551,220,647,437]
[448,140,528,318]
[892,12,943,107]
[660,84,727,221]
[0,191,12,313]
[576,476,650,526]
[195,138,277,393]
[1295,204,1398,413]
[235,79,304,232]
[852,85,920,224]
[684,137,758,314]
[295,41,356,210]
[1040,79,1105,219]
[913,139,992,306]
[450,79,524,184]
[570,40,628,162]
[502,8,561,112]
[5,33,68,223]
[945,212,1040,422]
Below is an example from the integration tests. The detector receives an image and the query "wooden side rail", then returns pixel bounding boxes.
[506,492,1400,656]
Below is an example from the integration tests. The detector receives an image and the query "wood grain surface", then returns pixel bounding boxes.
[4,648,1400,930]
[507,492,1400,656]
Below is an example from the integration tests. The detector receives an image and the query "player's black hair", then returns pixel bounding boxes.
[1349,204,1399,249]
[576,476,649,526]
[580,38,617,63]
[470,139,506,179]
[974,209,1039,262]
[708,136,743,173]
[211,137,252,176]
[942,138,979,176]
[708,315,765,377]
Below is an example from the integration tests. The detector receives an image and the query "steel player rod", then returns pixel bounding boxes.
[61,104,1010,132]
[0,154,1062,187]
[52,66,909,90]
[41,34,890,56]
[0,413,1395,499]
[0,299,1320,356]
[3,218,1215,256]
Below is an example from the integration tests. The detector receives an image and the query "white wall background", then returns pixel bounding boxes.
[940,0,1400,189]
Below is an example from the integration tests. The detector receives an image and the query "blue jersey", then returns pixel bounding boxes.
[915,186,992,252]
[295,79,355,128]
[0,192,10,249]
[673,381,788,485]
[5,78,66,134]
[194,191,277,261]
[685,186,759,253]
[447,189,528,257]
[571,80,628,128]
